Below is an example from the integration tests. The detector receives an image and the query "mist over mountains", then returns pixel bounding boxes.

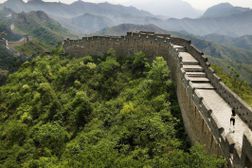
[165,3,252,37]
[1,0,252,37]
[202,2,250,18]
[131,0,202,19]
[1,0,160,34]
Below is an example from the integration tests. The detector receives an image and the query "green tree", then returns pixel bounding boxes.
[31,123,68,156]
[2,121,28,146]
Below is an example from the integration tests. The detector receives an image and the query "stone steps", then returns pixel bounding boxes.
[186,72,206,77]
[183,65,204,72]
[182,61,199,65]
[179,52,199,65]
[186,76,210,82]
[190,83,215,89]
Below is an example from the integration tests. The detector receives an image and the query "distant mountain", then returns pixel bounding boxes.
[202,34,252,50]
[0,0,159,35]
[163,9,252,36]
[131,0,202,19]
[95,24,168,36]
[70,13,112,34]
[2,0,252,36]
[0,8,74,58]
[68,1,153,18]
[0,8,23,41]
[202,3,250,18]
[0,8,75,80]
[10,10,71,45]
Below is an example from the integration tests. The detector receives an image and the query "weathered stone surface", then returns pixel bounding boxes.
[179,52,199,65]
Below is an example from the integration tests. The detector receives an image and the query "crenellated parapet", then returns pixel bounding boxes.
[63,32,252,167]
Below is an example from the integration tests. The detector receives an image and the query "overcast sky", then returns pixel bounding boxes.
[0,0,252,11]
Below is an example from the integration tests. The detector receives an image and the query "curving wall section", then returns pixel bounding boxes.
[63,32,252,168]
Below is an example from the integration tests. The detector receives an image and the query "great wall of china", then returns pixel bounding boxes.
[0,35,32,49]
[63,31,252,167]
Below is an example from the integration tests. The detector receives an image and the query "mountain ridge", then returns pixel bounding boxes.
[0,0,159,34]
[2,0,252,36]
[202,3,250,18]
[164,10,252,36]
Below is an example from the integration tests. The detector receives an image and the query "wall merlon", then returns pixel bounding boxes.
[205,61,211,67]
[148,34,155,37]
[132,32,140,37]
[139,31,155,34]
[192,91,204,105]
[156,36,165,39]
[170,36,191,46]
[155,33,171,37]
[126,32,133,36]
[202,55,208,62]
[82,37,89,40]
[201,100,212,117]
[213,73,222,81]
[211,114,224,135]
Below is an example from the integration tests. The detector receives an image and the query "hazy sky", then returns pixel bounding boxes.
[0,0,252,11]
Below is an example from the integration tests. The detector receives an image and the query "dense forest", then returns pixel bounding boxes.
[0,45,27,85]
[0,48,225,167]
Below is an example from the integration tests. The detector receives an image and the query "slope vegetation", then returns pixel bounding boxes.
[0,49,224,167]
[0,8,73,84]
[12,10,71,46]
[0,8,72,47]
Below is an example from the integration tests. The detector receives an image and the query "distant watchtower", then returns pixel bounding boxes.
[0,32,8,48]
[24,35,32,42]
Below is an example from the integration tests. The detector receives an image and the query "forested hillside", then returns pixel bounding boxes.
[0,49,224,167]
[0,8,74,82]
[0,7,73,51]
[0,45,27,85]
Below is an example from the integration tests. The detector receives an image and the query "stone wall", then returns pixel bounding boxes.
[63,31,252,167]
[8,36,31,48]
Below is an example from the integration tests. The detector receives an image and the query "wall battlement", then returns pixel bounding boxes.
[63,31,252,167]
